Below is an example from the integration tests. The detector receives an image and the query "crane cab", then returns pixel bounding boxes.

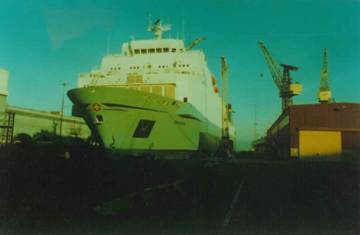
[290,83,302,96]
[318,90,332,103]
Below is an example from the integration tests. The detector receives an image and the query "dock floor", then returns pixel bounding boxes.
[0,145,359,234]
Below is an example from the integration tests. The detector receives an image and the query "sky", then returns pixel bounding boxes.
[0,0,359,150]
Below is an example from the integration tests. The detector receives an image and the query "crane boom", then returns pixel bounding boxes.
[320,48,329,90]
[186,37,206,51]
[218,56,234,157]
[318,48,332,103]
[258,41,302,111]
[221,56,229,139]
[258,41,282,89]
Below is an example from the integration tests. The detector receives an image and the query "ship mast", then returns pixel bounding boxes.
[148,18,171,39]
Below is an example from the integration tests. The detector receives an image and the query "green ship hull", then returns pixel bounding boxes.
[68,86,222,154]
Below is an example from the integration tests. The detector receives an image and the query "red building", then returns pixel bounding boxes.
[267,103,360,159]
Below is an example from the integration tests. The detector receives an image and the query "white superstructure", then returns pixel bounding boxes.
[77,21,222,133]
[69,20,235,153]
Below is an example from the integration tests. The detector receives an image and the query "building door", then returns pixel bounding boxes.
[299,130,342,158]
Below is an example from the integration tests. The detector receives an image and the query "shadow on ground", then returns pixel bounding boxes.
[0,144,359,234]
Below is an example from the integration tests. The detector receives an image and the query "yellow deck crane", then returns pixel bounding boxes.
[186,37,206,51]
[318,48,332,103]
[258,42,302,111]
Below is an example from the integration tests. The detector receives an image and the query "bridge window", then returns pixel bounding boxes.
[134,49,140,54]
[163,48,169,52]
[156,48,162,53]
[148,48,155,53]
[171,48,176,53]
[141,49,147,54]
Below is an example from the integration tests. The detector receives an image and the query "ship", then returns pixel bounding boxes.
[67,20,235,155]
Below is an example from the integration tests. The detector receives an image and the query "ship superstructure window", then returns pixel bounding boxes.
[148,48,155,53]
[156,48,162,53]
[141,49,147,54]
[163,48,169,52]
[172,48,176,52]
[134,49,140,54]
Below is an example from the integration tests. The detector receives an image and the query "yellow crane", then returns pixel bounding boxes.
[218,56,233,156]
[318,48,332,103]
[258,42,302,111]
[186,37,206,51]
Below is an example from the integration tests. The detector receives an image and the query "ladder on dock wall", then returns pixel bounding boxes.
[0,112,15,144]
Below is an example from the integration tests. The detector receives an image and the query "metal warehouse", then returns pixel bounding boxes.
[267,103,360,159]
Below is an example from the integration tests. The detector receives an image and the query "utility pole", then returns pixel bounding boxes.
[59,82,67,137]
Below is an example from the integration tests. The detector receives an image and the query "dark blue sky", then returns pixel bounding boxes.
[1,0,359,150]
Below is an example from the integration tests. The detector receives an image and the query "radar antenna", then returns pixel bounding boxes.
[147,18,171,39]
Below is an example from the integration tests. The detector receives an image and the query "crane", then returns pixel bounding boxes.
[221,56,229,139]
[318,48,332,103]
[218,56,233,157]
[258,42,302,111]
[186,37,206,51]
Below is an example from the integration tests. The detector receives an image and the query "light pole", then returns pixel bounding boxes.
[59,82,67,137]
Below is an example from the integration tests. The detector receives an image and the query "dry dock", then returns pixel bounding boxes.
[0,144,359,235]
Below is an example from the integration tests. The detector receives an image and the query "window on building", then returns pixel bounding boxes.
[141,49,147,54]
[156,48,162,53]
[134,49,140,54]
[148,48,155,53]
